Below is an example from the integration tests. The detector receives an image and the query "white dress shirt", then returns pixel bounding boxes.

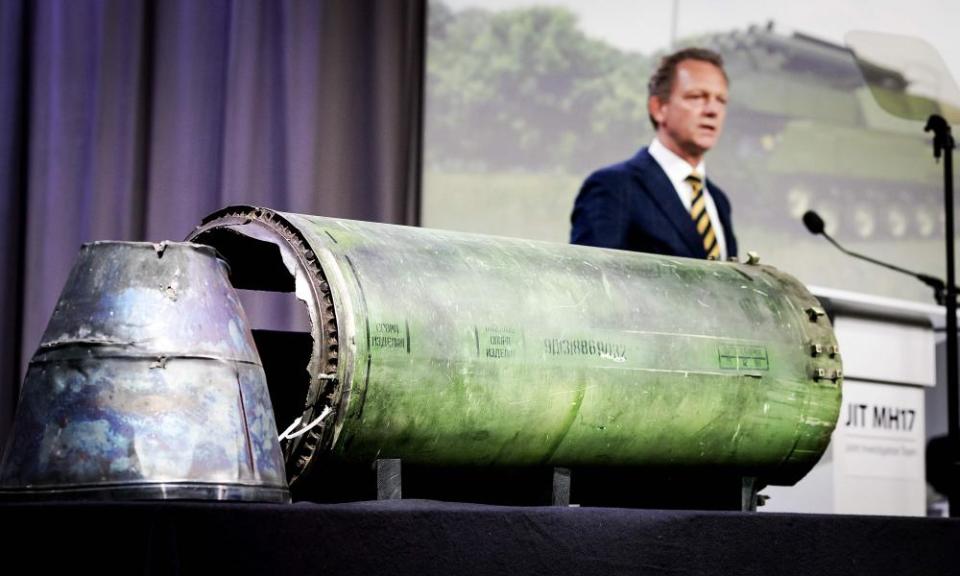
[648,137,728,260]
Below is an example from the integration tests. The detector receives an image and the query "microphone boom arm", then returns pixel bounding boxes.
[820,232,949,304]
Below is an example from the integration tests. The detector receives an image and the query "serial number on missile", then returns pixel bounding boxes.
[543,338,626,362]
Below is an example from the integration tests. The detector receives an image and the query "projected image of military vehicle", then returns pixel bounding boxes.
[694,25,945,242]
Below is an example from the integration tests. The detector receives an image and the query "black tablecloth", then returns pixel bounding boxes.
[3,499,957,575]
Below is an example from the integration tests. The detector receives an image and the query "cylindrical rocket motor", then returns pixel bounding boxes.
[189,206,842,489]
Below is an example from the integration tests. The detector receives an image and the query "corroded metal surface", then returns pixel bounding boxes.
[0,242,289,502]
[191,207,843,488]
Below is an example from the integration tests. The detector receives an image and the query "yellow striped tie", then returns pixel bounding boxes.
[686,172,720,260]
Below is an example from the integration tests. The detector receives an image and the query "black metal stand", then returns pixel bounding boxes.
[925,114,959,518]
[365,460,758,511]
[373,460,572,506]
[301,457,759,510]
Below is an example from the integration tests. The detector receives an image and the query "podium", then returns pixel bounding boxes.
[760,286,939,516]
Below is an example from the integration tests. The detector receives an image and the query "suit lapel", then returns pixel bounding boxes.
[627,148,704,257]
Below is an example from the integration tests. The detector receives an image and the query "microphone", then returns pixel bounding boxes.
[802,210,950,305]
[802,211,825,235]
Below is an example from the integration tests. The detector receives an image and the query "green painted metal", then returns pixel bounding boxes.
[190,206,842,487]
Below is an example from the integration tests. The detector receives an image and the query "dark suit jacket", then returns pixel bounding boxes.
[570,147,738,259]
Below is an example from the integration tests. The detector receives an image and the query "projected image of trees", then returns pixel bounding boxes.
[427,2,653,174]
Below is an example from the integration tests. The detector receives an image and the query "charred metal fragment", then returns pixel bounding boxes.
[0,242,289,502]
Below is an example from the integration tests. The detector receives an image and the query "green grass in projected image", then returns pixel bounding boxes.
[423,171,581,244]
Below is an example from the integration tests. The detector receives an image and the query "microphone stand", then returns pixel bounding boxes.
[926,114,958,518]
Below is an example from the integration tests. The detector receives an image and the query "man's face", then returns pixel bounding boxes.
[649,59,728,165]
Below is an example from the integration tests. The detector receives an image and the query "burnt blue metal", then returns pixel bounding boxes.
[190,207,843,490]
[0,242,289,502]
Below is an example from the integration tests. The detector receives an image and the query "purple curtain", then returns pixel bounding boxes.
[0,0,425,447]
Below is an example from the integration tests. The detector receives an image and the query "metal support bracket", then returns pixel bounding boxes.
[375,458,402,501]
[552,467,571,506]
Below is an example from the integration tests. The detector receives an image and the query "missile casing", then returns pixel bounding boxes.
[190,206,842,488]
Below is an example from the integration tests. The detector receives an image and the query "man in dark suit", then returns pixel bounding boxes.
[571,48,737,260]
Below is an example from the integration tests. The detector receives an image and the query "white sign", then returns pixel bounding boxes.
[832,379,926,514]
